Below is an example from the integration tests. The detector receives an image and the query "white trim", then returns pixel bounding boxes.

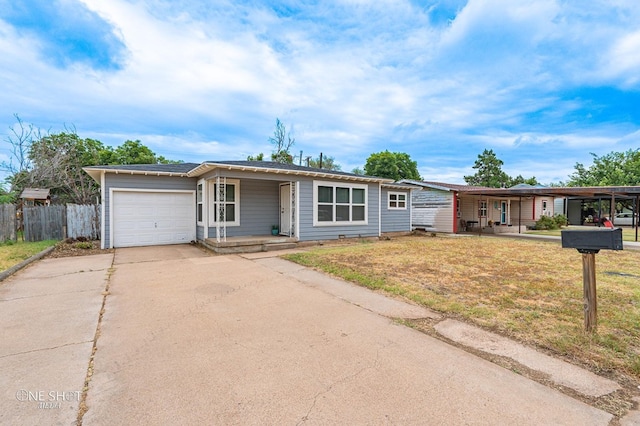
[196,179,205,226]
[295,181,300,241]
[100,172,105,249]
[108,188,196,249]
[388,191,408,210]
[312,180,368,226]
[378,183,382,236]
[207,178,240,227]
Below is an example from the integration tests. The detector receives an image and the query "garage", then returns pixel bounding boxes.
[111,190,195,248]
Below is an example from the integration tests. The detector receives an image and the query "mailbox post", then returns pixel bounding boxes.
[561,228,623,332]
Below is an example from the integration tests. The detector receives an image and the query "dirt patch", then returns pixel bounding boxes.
[47,239,114,259]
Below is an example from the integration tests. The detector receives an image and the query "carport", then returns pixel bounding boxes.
[459,185,640,241]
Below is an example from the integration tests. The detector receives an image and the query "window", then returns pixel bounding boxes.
[208,179,240,226]
[456,198,461,218]
[542,200,548,211]
[388,192,407,210]
[478,200,487,217]
[196,182,204,224]
[313,181,367,225]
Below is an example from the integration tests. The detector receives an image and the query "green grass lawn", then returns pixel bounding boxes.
[0,239,58,272]
[526,226,640,241]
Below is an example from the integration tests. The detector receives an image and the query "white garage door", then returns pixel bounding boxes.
[112,191,195,247]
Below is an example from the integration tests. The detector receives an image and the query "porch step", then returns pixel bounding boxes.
[264,242,298,251]
[202,236,298,254]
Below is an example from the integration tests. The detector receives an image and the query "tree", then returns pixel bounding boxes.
[363,151,420,181]
[247,153,265,161]
[565,150,640,187]
[464,149,510,187]
[28,132,104,204]
[269,118,295,163]
[1,114,42,201]
[351,167,364,175]
[100,140,180,165]
[509,174,539,187]
[308,155,341,171]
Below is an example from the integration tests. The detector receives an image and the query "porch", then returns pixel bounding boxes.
[202,235,298,254]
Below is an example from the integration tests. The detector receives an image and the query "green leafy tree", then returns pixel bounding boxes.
[351,167,364,175]
[464,149,510,187]
[269,118,295,164]
[464,149,538,188]
[509,174,539,187]
[247,153,265,161]
[28,132,105,203]
[363,151,420,181]
[308,155,341,171]
[100,140,180,165]
[565,150,640,187]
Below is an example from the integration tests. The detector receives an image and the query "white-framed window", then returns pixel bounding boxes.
[208,179,240,226]
[196,180,204,225]
[313,181,367,225]
[478,200,487,217]
[388,192,407,210]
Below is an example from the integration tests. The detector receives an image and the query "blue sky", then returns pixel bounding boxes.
[1,0,639,184]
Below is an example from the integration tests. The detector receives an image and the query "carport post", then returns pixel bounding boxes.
[636,196,639,242]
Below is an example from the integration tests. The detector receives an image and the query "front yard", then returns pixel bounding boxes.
[0,239,58,272]
[285,235,640,383]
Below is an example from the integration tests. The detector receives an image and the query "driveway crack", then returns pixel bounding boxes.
[0,340,94,359]
[297,343,386,424]
[75,254,116,425]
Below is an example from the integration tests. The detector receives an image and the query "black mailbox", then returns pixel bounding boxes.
[561,228,623,253]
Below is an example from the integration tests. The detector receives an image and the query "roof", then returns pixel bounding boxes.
[399,180,490,192]
[20,188,50,199]
[83,161,394,183]
[400,179,640,198]
[188,161,392,183]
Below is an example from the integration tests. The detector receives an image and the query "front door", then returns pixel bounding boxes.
[500,201,508,224]
[280,184,291,236]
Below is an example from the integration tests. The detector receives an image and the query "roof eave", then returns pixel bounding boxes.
[189,162,392,183]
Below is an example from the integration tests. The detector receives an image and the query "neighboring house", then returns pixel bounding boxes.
[83,161,413,249]
[401,181,556,234]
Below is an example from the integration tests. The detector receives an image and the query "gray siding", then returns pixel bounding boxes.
[412,188,454,233]
[104,174,197,247]
[297,179,380,241]
[196,225,204,240]
[206,178,279,238]
[381,188,411,232]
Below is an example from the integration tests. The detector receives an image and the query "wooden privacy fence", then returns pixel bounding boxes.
[66,204,101,239]
[21,204,101,242]
[23,205,66,241]
[0,204,16,242]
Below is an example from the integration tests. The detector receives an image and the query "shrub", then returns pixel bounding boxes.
[534,215,558,230]
[553,214,568,228]
[74,242,93,249]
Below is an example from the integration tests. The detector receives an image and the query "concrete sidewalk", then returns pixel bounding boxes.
[0,254,114,426]
[82,246,614,425]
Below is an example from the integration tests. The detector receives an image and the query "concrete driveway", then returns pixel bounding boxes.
[1,245,619,425]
